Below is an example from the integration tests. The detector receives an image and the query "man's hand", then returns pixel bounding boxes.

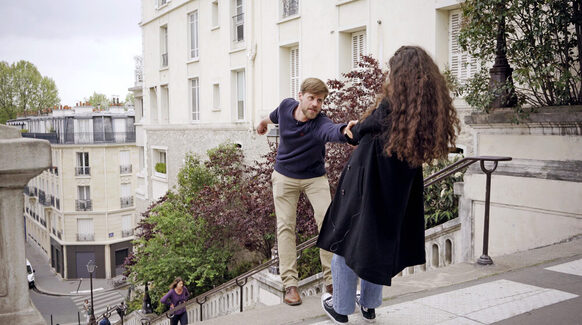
[343,120,358,139]
[256,119,270,135]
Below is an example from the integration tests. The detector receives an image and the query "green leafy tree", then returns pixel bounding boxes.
[125,92,135,106]
[458,0,581,110]
[0,60,60,123]
[85,92,110,109]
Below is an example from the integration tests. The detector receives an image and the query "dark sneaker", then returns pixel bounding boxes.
[356,292,376,322]
[321,293,348,324]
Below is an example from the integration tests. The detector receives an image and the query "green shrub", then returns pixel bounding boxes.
[423,158,466,229]
[154,162,166,174]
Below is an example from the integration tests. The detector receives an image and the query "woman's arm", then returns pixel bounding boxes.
[160,290,172,305]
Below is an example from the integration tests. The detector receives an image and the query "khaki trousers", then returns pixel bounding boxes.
[271,170,333,289]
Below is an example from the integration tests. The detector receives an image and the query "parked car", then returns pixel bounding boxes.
[26,259,35,288]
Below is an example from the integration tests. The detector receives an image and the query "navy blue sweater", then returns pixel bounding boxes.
[270,98,347,179]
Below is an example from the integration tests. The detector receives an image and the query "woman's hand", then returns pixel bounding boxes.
[343,120,358,139]
[170,304,174,309]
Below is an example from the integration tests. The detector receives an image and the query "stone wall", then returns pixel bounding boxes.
[463,106,582,258]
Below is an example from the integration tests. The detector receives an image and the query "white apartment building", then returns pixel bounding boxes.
[8,104,139,279]
[132,0,475,213]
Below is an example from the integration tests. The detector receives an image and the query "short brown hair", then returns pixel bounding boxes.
[300,78,329,98]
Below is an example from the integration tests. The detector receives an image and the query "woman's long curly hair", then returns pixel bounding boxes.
[365,46,460,167]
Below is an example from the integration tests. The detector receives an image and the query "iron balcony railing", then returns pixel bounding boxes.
[122,229,134,238]
[21,132,136,145]
[120,196,134,208]
[75,166,91,176]
[23,186,30,195]
[76,199,92,211]
[143,155,511,323]
[120,165,132,174]
[39,190,49,206]
[77,233,94,241]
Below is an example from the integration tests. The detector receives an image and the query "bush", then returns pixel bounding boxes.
[423,158,466,229]
[154,162,166,174]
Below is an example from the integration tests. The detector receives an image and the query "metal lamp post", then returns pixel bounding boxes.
[87,260,97,325]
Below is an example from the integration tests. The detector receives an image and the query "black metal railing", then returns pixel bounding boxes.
[21,132,136,145]
[76,199,92,211]
[122,229,134,238]
[75,166,91,176]
[143,156,511,323]
[120,165,132,174]
[120,196,134,208]
[24,186,30,195]
[77,233,94,241]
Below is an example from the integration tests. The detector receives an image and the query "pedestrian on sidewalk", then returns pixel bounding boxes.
[160,277,189,325]
[256,77,355,306]
[317,45,460,323]
[83,299,91,323]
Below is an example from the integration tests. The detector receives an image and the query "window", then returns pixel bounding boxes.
[160,26,168,68]
[77,219,94,241]
[211,0,219,28]
[189,11,199,59]
[213,83,220,110]
[190,78,200,120]
[160,85,169,123]
[449,9,477,84]
[122,215,133,237]
[281,0,299,18]
[154,149,167,175]
[352,31,367,68]
[236,71,245,120]
[149,87,158,122]
[76,186,91,211]
[120,183,133,208]
[290,47,300,98]
[232,0,244,42]
[119,150,131,174]
[75,118,93,144]
[76,152,90,175]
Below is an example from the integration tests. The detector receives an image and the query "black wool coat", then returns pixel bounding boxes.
[317,100,426,286]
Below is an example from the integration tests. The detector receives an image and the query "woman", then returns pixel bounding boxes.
[317,45,460,323]
[161,277,190,325]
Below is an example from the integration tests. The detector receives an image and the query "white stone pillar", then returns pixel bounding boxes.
[0,125,50,324]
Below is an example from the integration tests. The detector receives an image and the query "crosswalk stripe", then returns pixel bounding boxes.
[72,290,125,318]
[313,279,578,324]
[545,258,582,277]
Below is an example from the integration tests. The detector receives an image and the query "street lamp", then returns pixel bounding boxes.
[87,260,97,325]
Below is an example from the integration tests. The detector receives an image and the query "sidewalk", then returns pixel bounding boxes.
[25,240,117,296]
[200,235,582,324]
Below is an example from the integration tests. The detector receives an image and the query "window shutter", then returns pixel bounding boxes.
[77,219,94,235]
[450,9,478,84]
[352,31,366,68]
[290,47,299,98]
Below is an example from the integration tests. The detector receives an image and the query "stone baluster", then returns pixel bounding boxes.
[0,125,50,324]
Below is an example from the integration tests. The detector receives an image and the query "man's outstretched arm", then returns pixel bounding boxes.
[256,117,273,135]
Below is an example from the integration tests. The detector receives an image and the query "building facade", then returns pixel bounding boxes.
[132,0,476,213]
[8,104,139,279]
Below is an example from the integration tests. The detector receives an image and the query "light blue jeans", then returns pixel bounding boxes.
[332,254,383,315]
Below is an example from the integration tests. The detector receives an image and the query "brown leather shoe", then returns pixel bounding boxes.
[284,286,302,306]
[325,284,333,295]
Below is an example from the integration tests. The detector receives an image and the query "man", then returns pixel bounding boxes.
[257,78,354,306]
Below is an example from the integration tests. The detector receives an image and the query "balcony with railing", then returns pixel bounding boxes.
[75,166,90,176]
[23,186,30,195]
[120,164,132,174]
[75,199,92,211]
[77,233,94,241]
[39,190,49,206]
[122,229,134,238]
[21,131,136,145]
[120,196,134,208]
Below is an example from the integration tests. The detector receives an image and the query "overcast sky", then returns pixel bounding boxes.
[0,0,142,106]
